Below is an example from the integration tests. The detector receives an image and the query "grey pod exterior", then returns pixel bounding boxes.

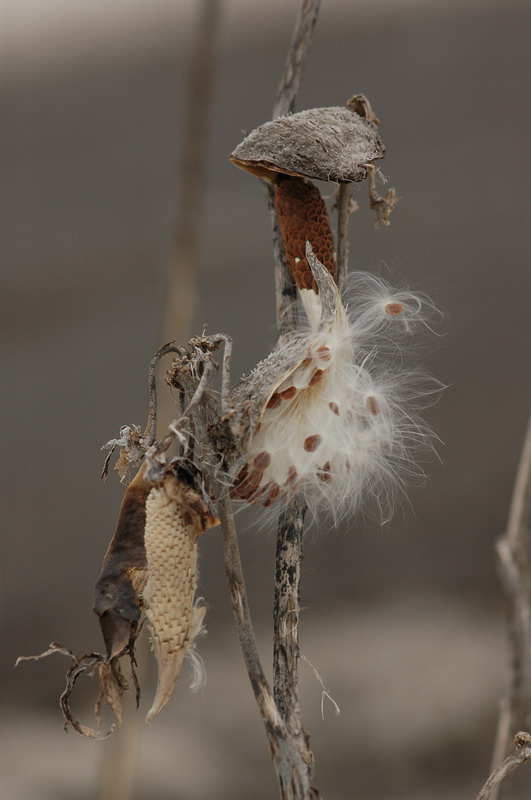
[230,106,385,183]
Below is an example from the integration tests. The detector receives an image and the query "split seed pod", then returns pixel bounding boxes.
[143,471,218,722]
[230,243,437,520]
[230,105,385,184]
[231,104,387,291]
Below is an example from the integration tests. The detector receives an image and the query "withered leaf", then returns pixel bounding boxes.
[16,642,124,739]
[94,463,150,660]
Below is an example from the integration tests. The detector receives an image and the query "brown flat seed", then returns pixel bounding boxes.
[279,386,297,400]
[237,468,263,497]
[385,302,404,316]
[304,434,322,452]
[316,346,332,360]
[235,485,257,501]
[367,396,380,415]
[266,393,281,409]
[329,402,340,415]
[286,466,298,484]
[249,485,268,505]
[318,462,332,483]
[309,369,325,386]
[268,483,280,501]
[253,451,271,470]
[235,464,248,481]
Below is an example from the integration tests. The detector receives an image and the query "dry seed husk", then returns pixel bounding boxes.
[94,463,150,660]
[274,177,336,290]
[229,244,339,446]
[143,473,218,722]
[230,106,385,183]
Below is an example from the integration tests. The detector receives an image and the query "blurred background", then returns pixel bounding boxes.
[2,0,530,797]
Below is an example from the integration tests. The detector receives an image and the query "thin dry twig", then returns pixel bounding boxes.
[479,732,531,800]
[335,182,352,287]
[273,0,321,120]
[215,489,319,799]
[489,414,531,799]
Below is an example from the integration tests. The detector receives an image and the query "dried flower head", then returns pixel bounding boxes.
[230,244,439,522]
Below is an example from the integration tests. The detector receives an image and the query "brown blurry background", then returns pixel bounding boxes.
[2,0,530,798]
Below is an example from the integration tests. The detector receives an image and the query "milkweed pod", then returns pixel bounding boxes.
[143,472,218,722]
[230,106,385,184]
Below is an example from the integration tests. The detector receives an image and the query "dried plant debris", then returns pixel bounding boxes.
[94,462,151,661]
[143,472,218,722]
[16,643,133,739]
[101,424,147,482]
[229,243,438,521]
[18,464,218,737]
[230,106,385,184]
[231,96,398,227]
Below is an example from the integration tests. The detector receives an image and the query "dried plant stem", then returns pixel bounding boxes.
[336,182,352,287]
[478,733,531,800]
[273,0,321,120]
[273,497,308,737]
[158,0,220,432]
[268,2,322,796]
[489,414,531,799]
[216,490,318,799]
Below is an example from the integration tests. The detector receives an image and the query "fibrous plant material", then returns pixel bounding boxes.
[230,243,436,521]
[230,106,384,183]
[16,643,132,739]
[143,470,218,722]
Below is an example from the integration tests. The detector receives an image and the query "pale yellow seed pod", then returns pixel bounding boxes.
[143,473,218,722]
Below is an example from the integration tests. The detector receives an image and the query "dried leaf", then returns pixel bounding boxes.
[94,463,150,660]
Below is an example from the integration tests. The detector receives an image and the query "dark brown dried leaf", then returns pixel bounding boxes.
[94,463,150,660]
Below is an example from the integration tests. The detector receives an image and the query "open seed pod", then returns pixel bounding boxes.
[230,105,385,184]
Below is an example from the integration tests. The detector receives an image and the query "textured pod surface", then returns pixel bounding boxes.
[230,106,385,183]
[274,177,336,290]
[143,473,217,722]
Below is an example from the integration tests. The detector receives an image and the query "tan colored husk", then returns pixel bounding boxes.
[143,473,217,722]
[230,106,385,184]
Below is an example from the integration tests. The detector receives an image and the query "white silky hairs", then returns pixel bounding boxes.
[230,243,440,524]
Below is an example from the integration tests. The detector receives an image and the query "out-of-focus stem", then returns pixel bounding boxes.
[159,0,220,431]
[489,414,531,800]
